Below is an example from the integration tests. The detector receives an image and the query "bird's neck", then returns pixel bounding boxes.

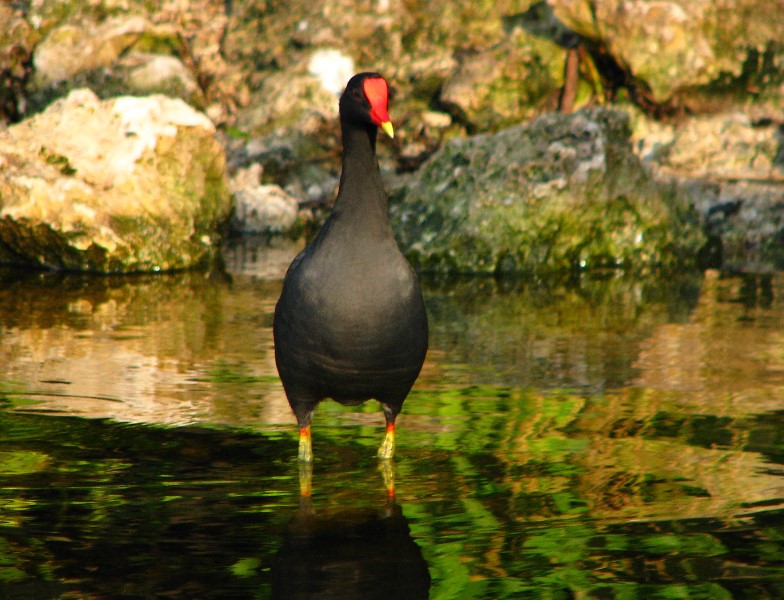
[332,120,389,229]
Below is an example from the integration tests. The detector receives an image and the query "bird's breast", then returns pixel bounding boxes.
[279,255,424,360]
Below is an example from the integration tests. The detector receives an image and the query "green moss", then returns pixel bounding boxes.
[39,146,77,176]
[31,1,149,36]
[131,31,183,56]
[457,31,563,132]
[0,217,86,270]
[392,108,705,277]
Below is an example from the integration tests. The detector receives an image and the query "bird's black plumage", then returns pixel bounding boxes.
[273,73,428,463]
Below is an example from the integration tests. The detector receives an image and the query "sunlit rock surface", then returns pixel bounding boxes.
[0,4,37,122]
[1,1,781,271]
[26,15,200,111]
[390,107,704,275]
[551,0,784,104]
[0,89,230,272]
[439,25,565,131]
[636,110,784,270]
[235,71,337,138]
[31,17,169,88]
[228,164,300,234]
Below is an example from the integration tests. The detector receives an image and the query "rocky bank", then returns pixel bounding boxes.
[0,0,782,273]
[391,108,703,275]
[0,89,229,272]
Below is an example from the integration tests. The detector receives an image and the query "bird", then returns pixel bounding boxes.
[273,72,428,464]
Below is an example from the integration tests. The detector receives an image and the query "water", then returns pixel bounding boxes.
[1,237,783,599]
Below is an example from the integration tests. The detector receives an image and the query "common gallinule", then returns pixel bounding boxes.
[273,73,428,463]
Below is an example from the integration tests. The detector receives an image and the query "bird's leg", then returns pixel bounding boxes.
[378,403,398,460]
[298,425,313,462]
[377,457,395,498]
[298,458,313,497]
[292,401,317,462]
[378,421,395,459]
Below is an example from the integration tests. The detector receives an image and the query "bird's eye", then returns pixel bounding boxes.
[351,88,363,99]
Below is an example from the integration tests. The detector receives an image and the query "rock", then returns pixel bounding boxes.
[228,164,300,234]
[421,111,452,129]
[390,107,704,275]
[307,49,355,96]
[663,112,781,181]
[551,0,784,104]
[117,52,202,105]
[682,179,784,271]
[223,130,339,211]
[7,0,779,274]
[0,89,231,272]
[227,1,570,140]
[235,70,336,137]
[228,162,265,194]
[31,16,179,89]
[633,109,784,270]
[439,24,565,132]
[0,4,38,122]
[155,0,241,126]
[27,15,190,113]
[231,185,300,234]
[231,66,344,210]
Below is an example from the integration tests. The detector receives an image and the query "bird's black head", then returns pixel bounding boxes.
[339,72,394,138]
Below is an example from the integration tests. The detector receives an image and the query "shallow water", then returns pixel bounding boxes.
[1,237,783,599]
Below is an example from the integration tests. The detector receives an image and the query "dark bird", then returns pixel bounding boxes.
[273,73,428,463]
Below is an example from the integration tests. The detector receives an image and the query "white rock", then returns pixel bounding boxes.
[232,184,299,234]
[308,49,355,96]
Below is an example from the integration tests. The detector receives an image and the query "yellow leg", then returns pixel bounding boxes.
[378,457,395,498]
[298,425,313,462]
[377,422,396,460]
[298,459,313,498]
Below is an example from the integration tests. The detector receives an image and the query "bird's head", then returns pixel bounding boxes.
[339,72,394,138]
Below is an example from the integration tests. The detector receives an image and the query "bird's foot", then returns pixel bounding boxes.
[298,425,313,463]
[377,423,395,460]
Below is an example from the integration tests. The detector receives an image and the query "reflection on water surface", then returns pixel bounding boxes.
[1,239,783,598]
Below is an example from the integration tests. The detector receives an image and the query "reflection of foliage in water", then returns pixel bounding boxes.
[0,412,298,598]
[1,266,784,597]
[398,384,784,599]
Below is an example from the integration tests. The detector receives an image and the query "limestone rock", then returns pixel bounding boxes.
[440,28,564,131]
[115,52,202,105]
[27,15,192,113]
[390,107,704,275]
[634,110,784,270]
[32,16,179,89]
[436,1,578,132]
[307,49,355,96]
[228,164,299,234]
[684,179,784,271]
[235,70,336,137]
[551,0,784,103]
[0,4,38,122]
[231,186,299,234]
[662,112,781,181]
[0,89,231,272]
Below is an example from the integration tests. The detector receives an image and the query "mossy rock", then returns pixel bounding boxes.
[390,108,705,276]
[0,90,231,273]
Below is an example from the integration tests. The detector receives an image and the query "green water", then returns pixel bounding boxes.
[1,238,783,599]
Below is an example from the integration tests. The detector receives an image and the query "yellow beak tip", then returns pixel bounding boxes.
[380,121,394,139]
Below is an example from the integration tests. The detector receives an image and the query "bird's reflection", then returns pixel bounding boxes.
[272,462,431,600]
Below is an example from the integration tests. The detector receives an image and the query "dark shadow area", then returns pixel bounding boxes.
[272,496,431,600]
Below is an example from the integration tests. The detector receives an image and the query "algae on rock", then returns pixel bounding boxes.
[0,89,231,273]
[390,108,704,276]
